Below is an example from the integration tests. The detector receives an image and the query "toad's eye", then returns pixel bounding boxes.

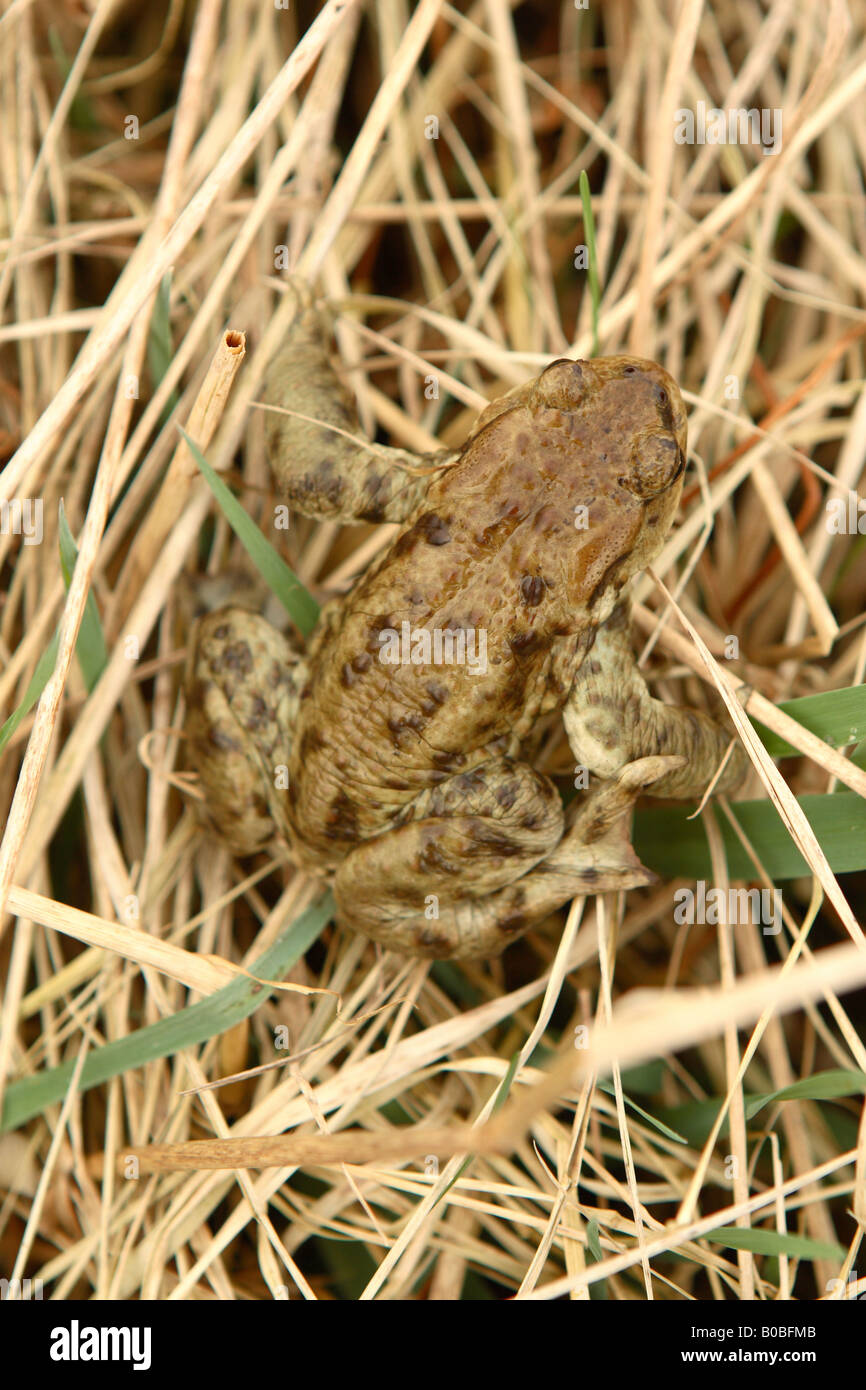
[619,435,684,499]
[531,359,589,412]
[654,386,669,408]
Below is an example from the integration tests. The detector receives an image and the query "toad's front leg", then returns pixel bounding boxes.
[264,277,458,524]
[564,602,747,800]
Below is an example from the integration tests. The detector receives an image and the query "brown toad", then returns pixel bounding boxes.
[185,280,745,959]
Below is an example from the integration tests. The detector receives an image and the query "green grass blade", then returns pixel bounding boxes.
[147,272,174,386]
[634,791,866,880]
[492,1049,521,1113]
[0,892,333,1132]
[147,271,180,420]
[586,1218,603,1262]
[58,501,109,692]
[652,1099,736,1147]
[619,1060,666,1094]
[597,1081,688,1144]
[585,1216,609,1298]
[181,427,320,636]
[0,635,59,755]
[745,1069,866,1120]
[1,502,112,752]
[578,170,601,358]
[48,28,98,131]
[703,1228,844,1260]
[751,685,866,757]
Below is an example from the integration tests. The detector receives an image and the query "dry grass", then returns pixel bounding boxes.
[1,0,866,1303]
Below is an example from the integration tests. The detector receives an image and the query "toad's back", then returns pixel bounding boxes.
[286,356,688,862]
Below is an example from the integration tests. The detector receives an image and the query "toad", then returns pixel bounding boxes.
[185,280,745,959]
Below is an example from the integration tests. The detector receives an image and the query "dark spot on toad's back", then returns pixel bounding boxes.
[520,575,546,607]
[415,926,451,955]
[498,910,526,936]
[466,824,523,858]
[417,836,459,876]
[388,713,425,743]
[361,471,392,520]
[455,770,486,795]
[246,695,269,732]
[366,616,393,654]
[420,512,451,545]
[209,726,240,752]
[314,459,344,506]
[432,748,465,771]
[509,629,545,656]
[324,791,359,840]
[220,641,253,675]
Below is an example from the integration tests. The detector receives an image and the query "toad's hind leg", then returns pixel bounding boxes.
[185,607,306,855]
[264,277,457,524]
[332,757,673,960]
